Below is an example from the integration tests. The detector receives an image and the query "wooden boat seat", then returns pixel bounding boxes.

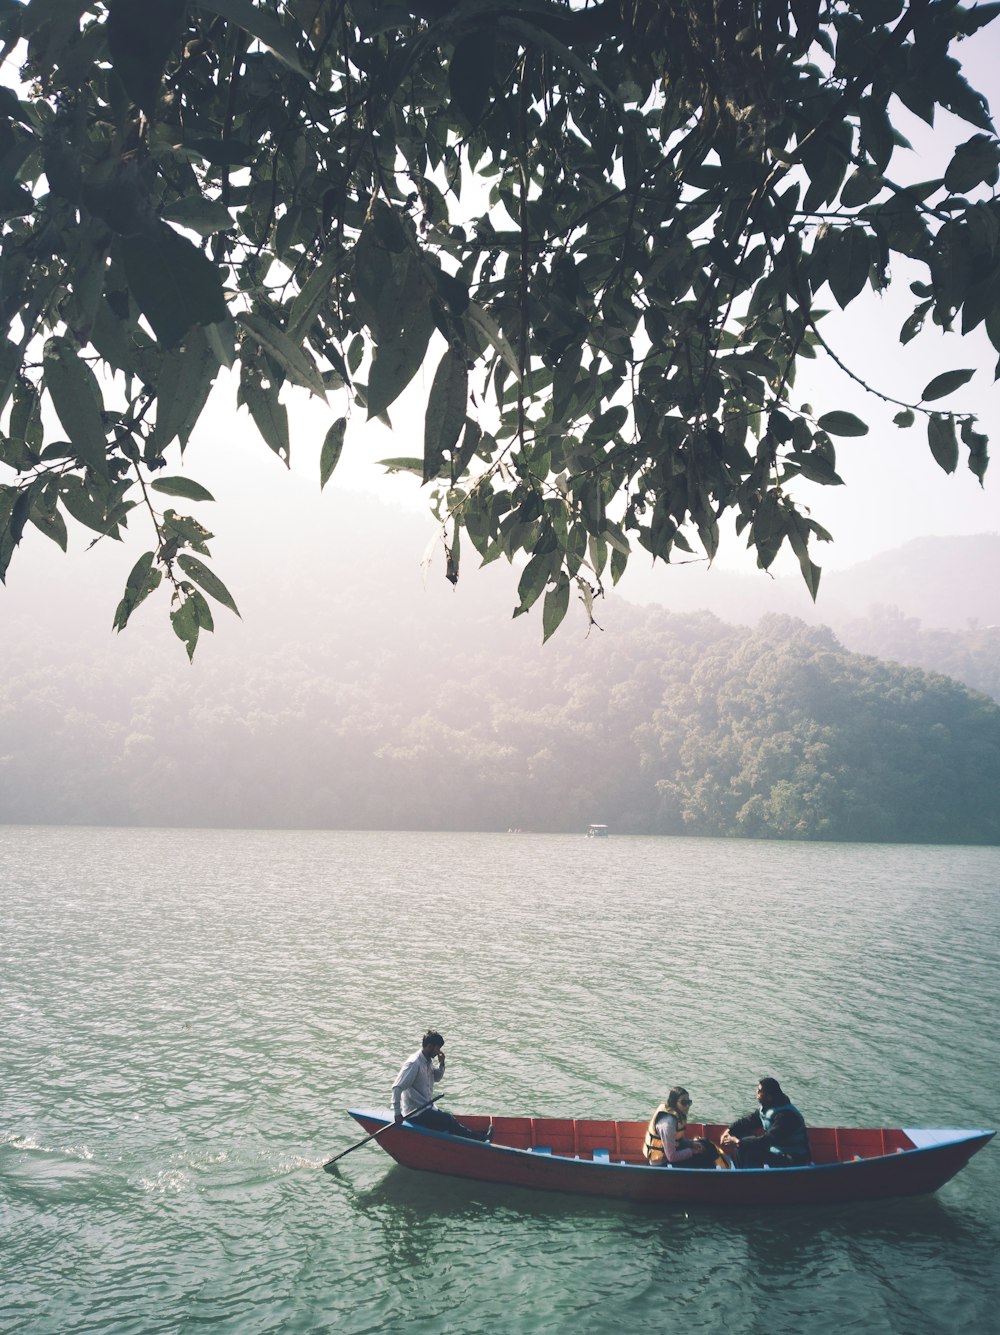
[460,1115,925,1170]
[531,1117,576,1155]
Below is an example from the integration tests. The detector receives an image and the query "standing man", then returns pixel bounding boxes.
[391,1030,493,1142]
[721,1077,811,1167]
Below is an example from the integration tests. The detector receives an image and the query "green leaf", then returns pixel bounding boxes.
[147,329,222,453]
[931,59,993,133]
[320,417,346,489]
[366,255,436,418]
[497,15,620,108]
[287,252,340,343]
[583,404,628,443]
[237,312,328,397]
[552,347,582,425]
[785,452,844,486]
[121,225,229,348]
[170,590,201,660]
[517,550,557,613]
[113,551,162,632]
[150,476,216,502]
[378,457,424,475]
[28,490,68,550]
[0,486,31,583]
[367,348,415,420]
[953,2,1000,36]
[859,96,897,173]
[785,508,821,601]
[944,134,1000,194]
[828,227,873,309]
[751,491,785,571]
[185,136,256,166]
[603,521,631,557]
[107,0,185,117]
[240,375,289,462]
[453,418,483,479]
[961,418,989,484]
[186,587,215,632]
[921,368,975,401]
[445,519,461,585]
[893,408,915,428]
[424,349,467,483]
[839,167,883,208]
[58,475,132,538]
[448,29,495,128]
[815,411,869,437]
[900,300,931,345]
[176,553,240,616]
[466,301,521,382]
[587,533,608,577]
[610,545,627,586]
[927,415,959,473]
[161,508,213,553]
[42,338,109,476]
[204,319,237,371]
[160,193,234,237]
[541,573,570,643]
[0,337,21,417]
[195,0,307,75]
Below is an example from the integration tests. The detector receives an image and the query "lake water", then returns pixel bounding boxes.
[2,827,998,1334]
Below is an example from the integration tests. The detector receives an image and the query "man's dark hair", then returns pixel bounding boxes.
[423,1030,444,1048]
[758,1077,786,1106]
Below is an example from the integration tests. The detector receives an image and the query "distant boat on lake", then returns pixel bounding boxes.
[587,824,609,838]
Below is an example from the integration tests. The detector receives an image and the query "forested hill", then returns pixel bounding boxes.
[618,534,1000,702]
[3,529,999,841]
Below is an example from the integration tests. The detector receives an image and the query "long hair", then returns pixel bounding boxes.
[666,1086,690,1113]
[758,1077,787,1106]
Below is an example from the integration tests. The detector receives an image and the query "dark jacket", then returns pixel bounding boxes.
[728,1103,811,1162]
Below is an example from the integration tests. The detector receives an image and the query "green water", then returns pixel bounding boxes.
[2,827,998,1333]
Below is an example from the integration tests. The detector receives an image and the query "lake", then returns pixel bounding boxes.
[2,827,998,1334]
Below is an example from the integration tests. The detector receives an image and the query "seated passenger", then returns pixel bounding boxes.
[642,1086,720,1168]
[720,1077,811,1168]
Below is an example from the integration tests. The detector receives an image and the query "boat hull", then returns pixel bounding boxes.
[346,1110,993,1206]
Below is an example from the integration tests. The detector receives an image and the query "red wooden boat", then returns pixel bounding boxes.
[346,1108,993,1206]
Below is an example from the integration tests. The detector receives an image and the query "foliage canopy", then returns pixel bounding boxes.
[1,0,998,654]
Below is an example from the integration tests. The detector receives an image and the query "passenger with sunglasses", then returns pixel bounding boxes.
[642,1086,720,1168]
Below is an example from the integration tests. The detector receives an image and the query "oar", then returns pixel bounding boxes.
[322,1094,442,1169]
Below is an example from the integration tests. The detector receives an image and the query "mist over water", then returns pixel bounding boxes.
[2,827,998,1334]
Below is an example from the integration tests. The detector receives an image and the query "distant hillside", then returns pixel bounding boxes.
[823,535,1000,630]
[618,534,1000,631]
[832,610,1000,703]
[2,498,999,842]
[617,534,1000,700]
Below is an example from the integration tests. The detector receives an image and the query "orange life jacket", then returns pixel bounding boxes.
[643,1102,688,1165]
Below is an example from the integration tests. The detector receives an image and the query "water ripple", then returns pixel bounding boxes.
[1,827,997,1334]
